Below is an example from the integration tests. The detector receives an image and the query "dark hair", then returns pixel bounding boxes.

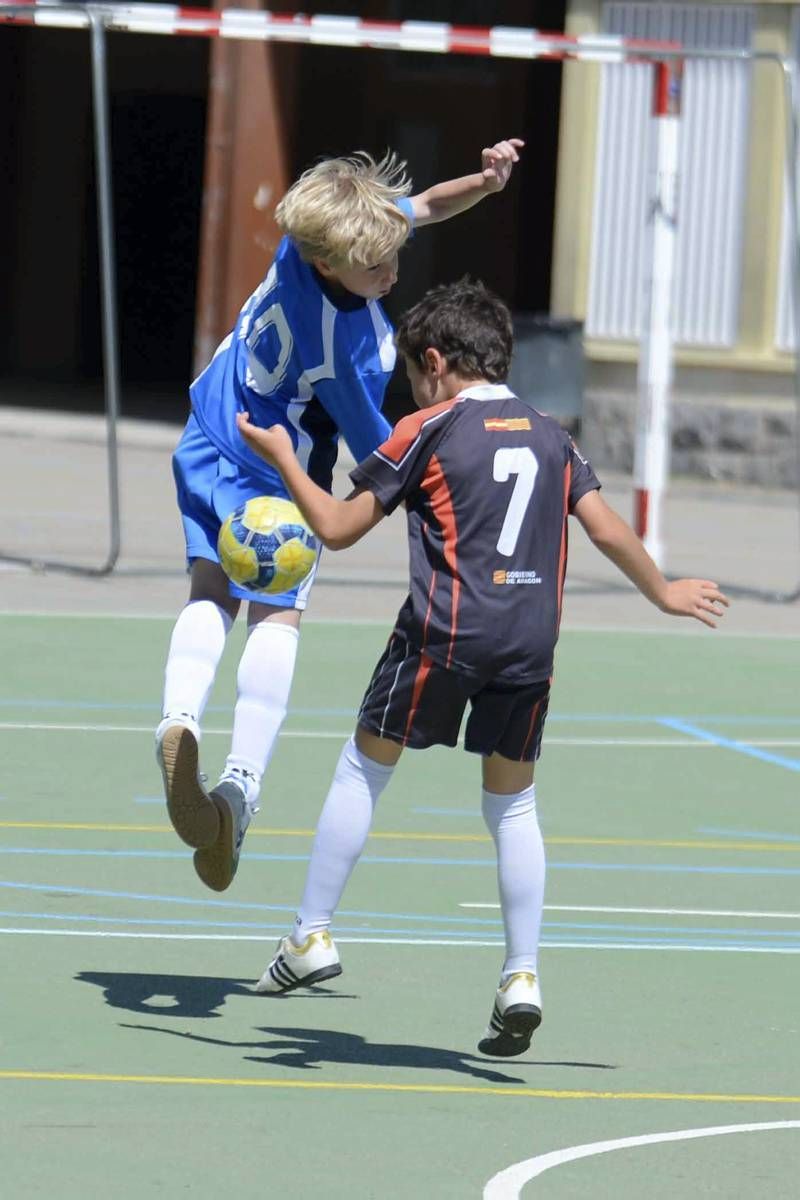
[395,278,513,383]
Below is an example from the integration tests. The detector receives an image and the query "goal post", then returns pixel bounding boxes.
[1,3,798,599]
[633,58,682,572]
[1,2,121,577]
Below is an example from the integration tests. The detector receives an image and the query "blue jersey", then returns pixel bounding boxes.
[189,221,411,495]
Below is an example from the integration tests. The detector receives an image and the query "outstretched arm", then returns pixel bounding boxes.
[409,138,524,226]
[236,414,385,551]
[573,490,729,628]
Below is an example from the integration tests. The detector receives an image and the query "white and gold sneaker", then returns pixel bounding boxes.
[255,931,342,995]
[478,971,542,1058]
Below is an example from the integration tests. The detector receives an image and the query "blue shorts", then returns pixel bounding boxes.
[172,414,319,608]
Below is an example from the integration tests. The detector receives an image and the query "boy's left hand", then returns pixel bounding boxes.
[660,579,730,628]
[236,411,294,467]
[482,138,524,192]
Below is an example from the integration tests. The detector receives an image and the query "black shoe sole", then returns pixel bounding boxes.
[478,1004,542,1058]
[260,963,343,995]
[160,727,219,849]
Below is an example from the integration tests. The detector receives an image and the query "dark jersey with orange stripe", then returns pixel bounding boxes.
[349,383,600,685]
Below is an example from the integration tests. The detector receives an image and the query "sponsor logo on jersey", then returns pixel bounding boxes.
[493,569,543,585]
[484,418,532,431]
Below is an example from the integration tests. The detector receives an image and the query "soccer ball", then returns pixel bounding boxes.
[217,496,317,594]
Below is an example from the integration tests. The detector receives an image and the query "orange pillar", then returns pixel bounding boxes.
[193,0,292,377]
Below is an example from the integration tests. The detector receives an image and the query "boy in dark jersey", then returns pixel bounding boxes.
[237,279,728,1057]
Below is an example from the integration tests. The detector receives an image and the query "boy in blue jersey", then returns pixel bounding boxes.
[156,139,524,892]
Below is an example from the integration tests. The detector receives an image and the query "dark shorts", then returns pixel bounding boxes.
[357,635,550,762]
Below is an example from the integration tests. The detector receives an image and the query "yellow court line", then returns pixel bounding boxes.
[0,820,798,854]
[1,1070,799,1103]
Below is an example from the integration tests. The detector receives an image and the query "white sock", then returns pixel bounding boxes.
[220,621,299,810]
[159,600,233,740]
[482,784,545,979]
[292,736,394,944]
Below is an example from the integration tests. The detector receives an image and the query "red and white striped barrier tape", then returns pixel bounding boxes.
[0,2,680,63]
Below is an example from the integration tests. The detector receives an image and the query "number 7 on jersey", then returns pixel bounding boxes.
[493,447,539,557]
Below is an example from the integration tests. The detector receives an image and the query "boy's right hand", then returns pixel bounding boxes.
[236,412,294,467]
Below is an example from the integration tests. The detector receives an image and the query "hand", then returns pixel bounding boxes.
[659,579,730,628]
[236,411,294,467]
[481,138,524,192]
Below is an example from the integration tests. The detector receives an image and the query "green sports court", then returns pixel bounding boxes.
[2,603,799,1197]
[3,1,800,1193]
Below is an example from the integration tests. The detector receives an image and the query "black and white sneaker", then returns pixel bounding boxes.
[255,932,342,995]
[193,780,250,892]
[155,720,219,849]
[478,972,542,1058]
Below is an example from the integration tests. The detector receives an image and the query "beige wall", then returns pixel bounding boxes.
[551,0,796,371]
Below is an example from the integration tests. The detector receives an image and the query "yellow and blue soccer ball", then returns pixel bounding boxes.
[217,496,317,594]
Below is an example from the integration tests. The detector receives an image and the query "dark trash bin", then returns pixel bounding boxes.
[508,314,584,421]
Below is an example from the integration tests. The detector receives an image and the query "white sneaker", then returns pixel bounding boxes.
[255,931,342,995]
[478,972,542,1058]
[155,719,219,849]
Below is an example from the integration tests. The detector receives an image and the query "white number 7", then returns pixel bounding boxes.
[493,447,539,557]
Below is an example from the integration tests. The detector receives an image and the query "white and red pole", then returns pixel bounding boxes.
[634,59,682,569]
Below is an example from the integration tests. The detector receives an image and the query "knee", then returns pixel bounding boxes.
[482,783,537,829]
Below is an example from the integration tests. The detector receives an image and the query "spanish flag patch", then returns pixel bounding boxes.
[484,418,531,431]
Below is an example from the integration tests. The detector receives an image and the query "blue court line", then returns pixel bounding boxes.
[541,933,800,950]
[4,907,798,941]
[659,718,800,772]
[2,696,800,725]
[0,910,504,939]
[0,880,505,925]
[0,699,357,717]
[5,878,800,934]
[4,851,800,876]
[547,863,800,876]
[0,910,293,931]
[0,849,203,860]
[698,828,800,844]
[543,921,800,938]
[3,910,799,953]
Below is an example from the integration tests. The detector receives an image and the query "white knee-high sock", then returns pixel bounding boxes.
[160,600,233,739]
[293,737,394,943]
[221,621,299,809]
[482,784,545,979]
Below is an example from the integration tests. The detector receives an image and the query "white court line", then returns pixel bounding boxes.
[1,928,800,952]
[483,1121,800,1197]
[0,610,393,626]
[0,721,798,749]
[0,722,346,738]
[460,903,800,921]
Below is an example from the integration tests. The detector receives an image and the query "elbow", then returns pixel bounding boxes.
[326,535,362,552]
[317,528,356,552]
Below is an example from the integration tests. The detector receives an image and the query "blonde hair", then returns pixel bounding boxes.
[275,151,412,269]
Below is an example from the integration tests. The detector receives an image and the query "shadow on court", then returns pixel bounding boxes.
[117,1022,618,1085]
[76,971,356,1018]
